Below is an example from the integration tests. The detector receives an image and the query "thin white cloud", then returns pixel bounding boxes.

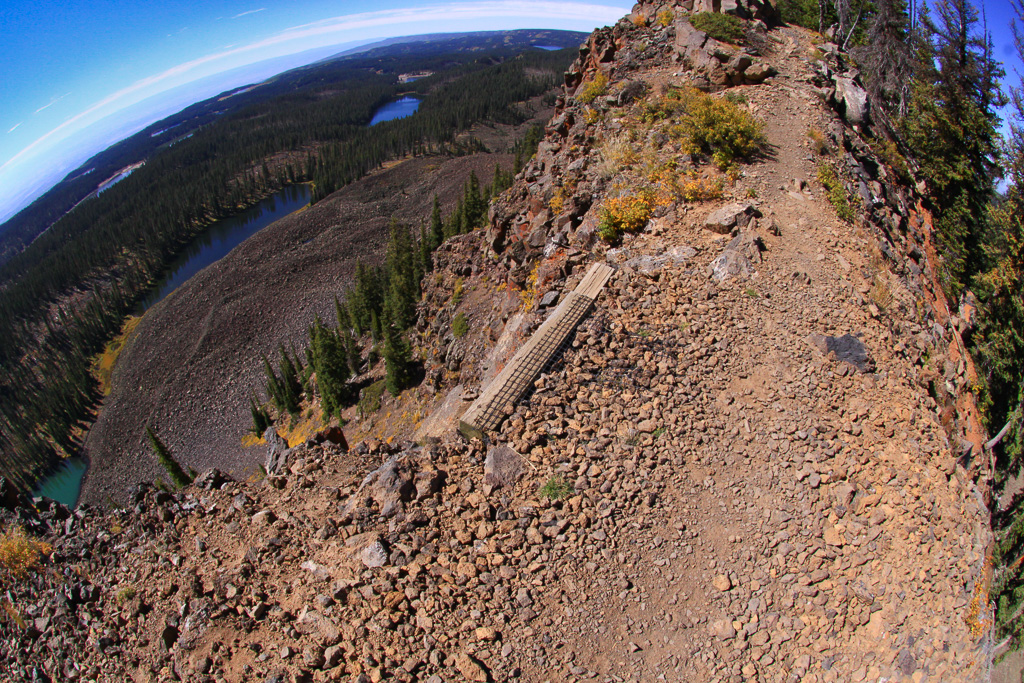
[232,8,266,19]
[1,1,626,183]
[7,122,22,134]
[34,93,71,114]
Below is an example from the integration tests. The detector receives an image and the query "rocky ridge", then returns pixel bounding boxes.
[1,2,996,682]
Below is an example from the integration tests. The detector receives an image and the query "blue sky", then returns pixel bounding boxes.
[0,0,634,223]
[0,0,1022,225]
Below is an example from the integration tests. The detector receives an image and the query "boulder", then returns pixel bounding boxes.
[350,456,416,517]
[538,291,560,308]
[834,76,870,126]
[264,428,291,475]
[484,445,524,490]
[192,468,231,491]
[624,244,697,276]
[704,203,760,234]
[710,231,764,282]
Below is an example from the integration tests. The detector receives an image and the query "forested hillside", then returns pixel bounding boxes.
[0,32,581,494]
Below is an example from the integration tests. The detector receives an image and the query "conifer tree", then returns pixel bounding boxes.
[464,171,486,230]
[250,396,272,435]
[263,355,287,414]
[981,0,1024,645]
[370,309,382,343]
[334,296,351,332]
[383,219,420,330]
[308,318,351,418]
[419,222,433,274]
[338,325,361,375]
[430,194,444,250]
[146,426,192,488]
[277,345,303,415]
[852,0,915,116]
[383,320,413,397]
[901,0,1004,295]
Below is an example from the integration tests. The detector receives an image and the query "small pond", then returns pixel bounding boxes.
[32,457,88,508]
[368,96,421,126]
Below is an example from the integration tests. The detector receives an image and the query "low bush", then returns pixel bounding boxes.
[359,380,387,415]
[452,312,469,338]
[870,138,912,183]
[663,88,766,169]
[577,71,609,105]
[452,277,464,305]
[690,12,745,44]
[0,525,50,584]
[807,127,829,155]
[681,172,725,201]
[657,9,674,27]
[539,475,573,500]
[598,190,656,243]
[817,164,856,223]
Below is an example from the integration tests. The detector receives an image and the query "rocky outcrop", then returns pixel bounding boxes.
[675,19,777,89]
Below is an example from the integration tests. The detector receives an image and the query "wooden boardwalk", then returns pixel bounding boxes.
[459,263,615,439]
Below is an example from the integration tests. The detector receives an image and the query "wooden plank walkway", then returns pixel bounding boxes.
[459,262,615,439]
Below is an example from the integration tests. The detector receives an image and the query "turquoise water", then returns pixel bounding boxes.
[32,457,88,507]
[368,96,421,126]
[33,184,311,506]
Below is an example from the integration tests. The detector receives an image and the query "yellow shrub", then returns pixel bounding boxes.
[0,525,50,583]
[631,13,647,27]
[577,71,609,105]
[680,173,725,202]
[599,190,656,243]
[807,127,829,155]
[657,10,675,27]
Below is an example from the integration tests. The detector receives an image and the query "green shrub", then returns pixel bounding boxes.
[870,138,912,183]
[817,164,856,223]
[666,88,766,169]
[359,379,387,415]
[577,71,609,104]
[115,585,137,603]
[452,312,469,338]
[539,475,572,500]
[690,12,745,44]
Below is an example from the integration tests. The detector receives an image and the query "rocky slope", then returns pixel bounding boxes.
[79,124,541,508]
[1,2,996,682]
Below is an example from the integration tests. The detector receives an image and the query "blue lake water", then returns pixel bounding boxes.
[33,184,311,507]
[32,457,88,508]
[137,183,311,312]
[96,168,137,195]
[368,96,421,126]
[534,45,565,51]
